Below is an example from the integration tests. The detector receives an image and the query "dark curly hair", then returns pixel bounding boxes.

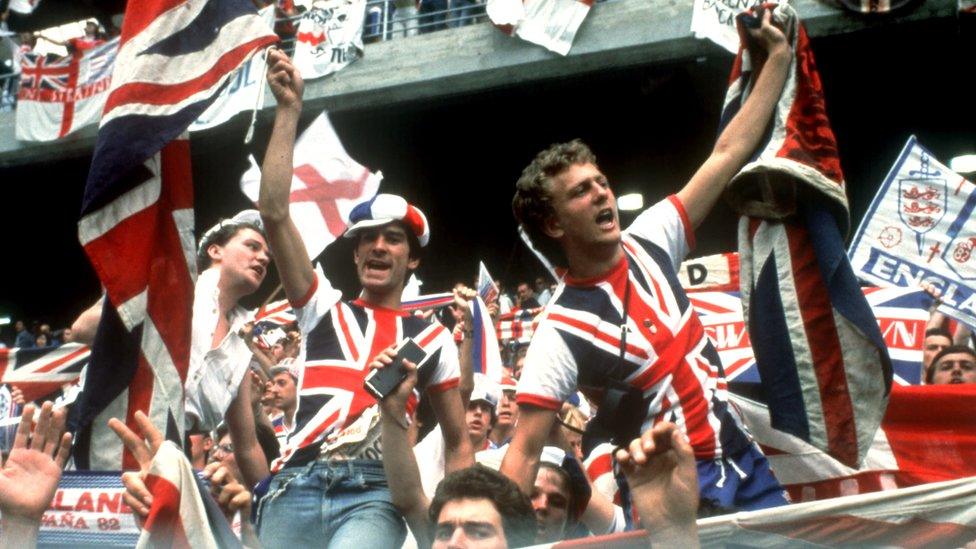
[512,140,598,268]
[196,221,266,271]
[429,466,536,548]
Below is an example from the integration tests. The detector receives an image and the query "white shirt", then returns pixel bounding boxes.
[184,269,254,432]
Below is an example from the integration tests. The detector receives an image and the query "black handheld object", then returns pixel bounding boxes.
[364,338,428,400]
[582,378,646,455]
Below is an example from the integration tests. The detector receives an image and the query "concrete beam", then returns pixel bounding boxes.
[0,0,957,167]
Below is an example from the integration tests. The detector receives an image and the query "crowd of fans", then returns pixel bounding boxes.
[0,7,974,549]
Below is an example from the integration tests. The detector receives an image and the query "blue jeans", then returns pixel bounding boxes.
[696,443,790,512]
[255,459,406,549]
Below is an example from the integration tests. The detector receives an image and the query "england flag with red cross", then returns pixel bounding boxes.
[240,112,382,260]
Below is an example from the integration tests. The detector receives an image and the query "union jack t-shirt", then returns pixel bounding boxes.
[272,272,460,471]
[517,196,750,460]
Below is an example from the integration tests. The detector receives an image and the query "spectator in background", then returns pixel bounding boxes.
[922,327,953,380]
[14,320,33,348]
[535,276,553,306]
[926,345,976,385]
[34,334,48,348]
[466,375,498,451]
[516,281,540,309]
[448,0,485,27]
[489,376,518,449]
[392,0,420,38]
[268,363,298,449]
[188,429,215,470]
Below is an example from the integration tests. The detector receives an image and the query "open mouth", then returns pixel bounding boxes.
[251,265,266,278]
[595,208,615,229]
[365,259,391,272]
[949,378,963,384]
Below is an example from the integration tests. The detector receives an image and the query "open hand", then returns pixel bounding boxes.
[0,402,73,522]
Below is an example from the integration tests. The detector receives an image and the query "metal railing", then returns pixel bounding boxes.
[0,0,614,113]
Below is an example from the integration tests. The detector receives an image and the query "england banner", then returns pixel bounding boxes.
[690,286,932,386]
[240,112,382,260]
[0,472,141,546]
[477,261,499,304]
[690,0,762,53]
[849,136,976,328]
[15,38,118,142]
[486,0,592,56]
[293,0,366,80]
[190,5,276,132]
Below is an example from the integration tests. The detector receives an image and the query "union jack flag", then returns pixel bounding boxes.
[0,344,90,402]
[723,4,890,468]
[19,55,75,92]
[469,297,503,382]
[477,261,499,304]
[255,298,297,327]
[70,0,276,471]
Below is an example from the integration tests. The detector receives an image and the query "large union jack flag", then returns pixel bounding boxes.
[70,0,276,471]
[0,344,90,402]
[723,4,890,468]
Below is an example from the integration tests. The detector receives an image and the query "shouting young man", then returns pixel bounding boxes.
[501,11,793,515]
[227,49,473,548]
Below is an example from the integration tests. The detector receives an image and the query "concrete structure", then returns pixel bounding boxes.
[0,0,958,167]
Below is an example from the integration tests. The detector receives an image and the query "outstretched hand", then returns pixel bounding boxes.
[0,402,73,522]
[108,411,163,519]
[615,422,699,540]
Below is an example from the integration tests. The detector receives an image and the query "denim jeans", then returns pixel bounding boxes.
[255,459,406,548]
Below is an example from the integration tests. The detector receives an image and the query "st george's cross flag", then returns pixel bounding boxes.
[71,0,276,470]
[241,112,382,260]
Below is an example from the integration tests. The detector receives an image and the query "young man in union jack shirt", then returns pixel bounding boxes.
[227,49,473,548]
[500,11,793,516]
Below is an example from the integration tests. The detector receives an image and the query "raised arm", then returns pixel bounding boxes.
[676,9,791,229]
[225,373,271,487]
[258,49,316,305]
[499,404,558,495]
[374,347,433,546]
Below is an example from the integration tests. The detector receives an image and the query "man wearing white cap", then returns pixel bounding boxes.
[224,49,473,548]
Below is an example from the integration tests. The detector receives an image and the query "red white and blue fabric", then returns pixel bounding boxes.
[15,38,117,142]
[690,286,932,386]
[517,196,751,461]
[0,343,90,402]
[722,3,891,468]
[495,307,542,344]
[344,193,430,247]
[401,292,456,312]
[478,261,500,304]
[255,298,297,327]
[271,272,460,471]
[139,441,240,549]
[732,385,976,504]
[71,0,276,471]
[469,296,504,383]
